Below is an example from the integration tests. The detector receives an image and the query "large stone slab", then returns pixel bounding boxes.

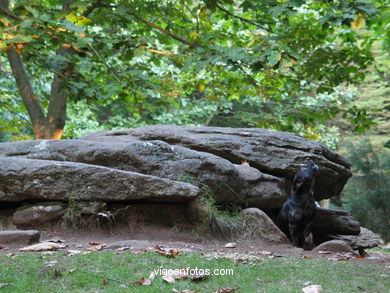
[312,207,360,236]
[0,125,352,209]
[12,203,65,227]
[333,227,381,249]
[0,157,199,202]
[0,230,40,244]
[80,125,352,200]
[0,139,287,208]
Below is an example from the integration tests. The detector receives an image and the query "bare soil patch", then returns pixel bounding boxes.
[1,223,389,267]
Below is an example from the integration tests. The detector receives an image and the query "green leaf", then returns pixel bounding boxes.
[267,50,281,67]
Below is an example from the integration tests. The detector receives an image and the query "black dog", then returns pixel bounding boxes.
[278,160,318,248]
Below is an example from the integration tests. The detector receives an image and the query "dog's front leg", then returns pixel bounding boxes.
[288,221,302,247]
[303,220,313,238]
[302,220,315,250]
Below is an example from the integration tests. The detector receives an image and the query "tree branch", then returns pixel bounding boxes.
[128,11,196,47]
[7,48,46,126]
[86,40,143,96]
[183,2,199,30]
[215,2,269,31]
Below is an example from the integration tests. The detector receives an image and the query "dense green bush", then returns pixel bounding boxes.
[343,139,390,241]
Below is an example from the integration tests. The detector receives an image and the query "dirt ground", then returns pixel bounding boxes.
[1,223,389,268]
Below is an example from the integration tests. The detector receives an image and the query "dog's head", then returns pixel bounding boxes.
[292,160,318,193]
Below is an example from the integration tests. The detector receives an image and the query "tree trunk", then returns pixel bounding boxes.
[1,0,71,140]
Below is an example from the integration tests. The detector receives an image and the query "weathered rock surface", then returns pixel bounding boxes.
[312,207,360,236]
[12,202,65,227]
[333,227,381,250]
[0,156,199,202]
[0,125,351,208]
[242,208,290,244]
[80,125,352,200]
[0,138,287,208]
[0,230,40,244]
[312,240,354,253]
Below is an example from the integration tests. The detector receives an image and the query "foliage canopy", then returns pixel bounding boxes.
[0,0,388,140]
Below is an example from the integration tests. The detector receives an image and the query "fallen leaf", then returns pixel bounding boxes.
[87,244,105,251]
[19,242,64,252]
[169,249,182,256]
[214,287,240,293]
[0,245,4,249]
[302,284,323,293]
[301,255,312,259]
[162,275,176,284]
[317,251,331,255]
[337,258,348,261]
[102,279,108,286]
[151,245,182,258]
[136,277,152,286]
[183,290,201,293]
[88,241,101,245]
[6,253,15,258]
[155,250,173,257]
[224,243,236,248]
[172,289,179,293]
[355,255,365,259]
[259,250,272,256]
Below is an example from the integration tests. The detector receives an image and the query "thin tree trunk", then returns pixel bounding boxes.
[1,0,73,139]
[46,46,69,139]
